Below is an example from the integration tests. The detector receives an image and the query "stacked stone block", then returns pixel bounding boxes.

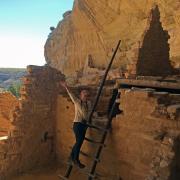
[114,88,180,180]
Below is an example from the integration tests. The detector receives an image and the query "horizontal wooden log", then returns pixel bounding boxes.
[116,78,180,90]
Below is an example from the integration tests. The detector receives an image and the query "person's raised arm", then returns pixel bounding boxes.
[59,81,77,104]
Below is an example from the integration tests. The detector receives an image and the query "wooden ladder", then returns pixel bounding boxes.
[58,40,121,180]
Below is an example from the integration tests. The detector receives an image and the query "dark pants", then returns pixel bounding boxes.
[70,122,87,162]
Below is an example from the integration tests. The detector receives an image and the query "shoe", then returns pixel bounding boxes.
[77,161,85,169]
[73,160,85,169]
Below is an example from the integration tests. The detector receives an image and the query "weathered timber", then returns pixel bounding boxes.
[116,78,180,90]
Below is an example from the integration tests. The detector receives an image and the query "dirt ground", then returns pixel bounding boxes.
[13,169,60,180]
[12,164,89,180]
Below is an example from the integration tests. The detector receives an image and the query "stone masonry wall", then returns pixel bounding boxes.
[115,89,180,180]
[55,86,180,180]
[0,64,179,180]
[0,65,64,180]
[0,92,18,137]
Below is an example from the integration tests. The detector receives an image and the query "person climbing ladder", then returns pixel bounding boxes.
[60,81,91,169]
[58,40,121,179]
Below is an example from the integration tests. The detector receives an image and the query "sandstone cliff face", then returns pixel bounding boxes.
[45,0,180,76]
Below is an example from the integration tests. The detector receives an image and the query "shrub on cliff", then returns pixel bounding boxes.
[7,82,21,98]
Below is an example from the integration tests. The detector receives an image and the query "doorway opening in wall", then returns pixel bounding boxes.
[136,5,173,76]
[107,88,122,127]
[170,137,180,179]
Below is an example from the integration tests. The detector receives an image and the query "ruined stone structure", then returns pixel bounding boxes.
[1,68,180,179]
[55,83,180,180]
[118,89,180,180]
[0,66,65,179]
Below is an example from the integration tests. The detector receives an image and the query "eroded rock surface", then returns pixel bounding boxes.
[45,0,180,76]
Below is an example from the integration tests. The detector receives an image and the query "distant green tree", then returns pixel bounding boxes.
[7,82,21,98]
[8,85,17,96]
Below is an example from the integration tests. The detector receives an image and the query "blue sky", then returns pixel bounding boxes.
[0,0,74,68]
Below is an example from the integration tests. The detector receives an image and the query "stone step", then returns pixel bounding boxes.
[0,136,8,153]
[0,136,8,141]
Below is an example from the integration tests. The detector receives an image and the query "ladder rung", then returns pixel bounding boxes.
[87,123,108,132]
[79,150,92,158]
[68,147,101,163]
[78,168,101,179]
[65,156,100,169]
[84,137,100,144]
[80,151,100,162]
[84,137,106,147]
[88,173,98,179]
[58,174,68,180]
[76,168,102,178]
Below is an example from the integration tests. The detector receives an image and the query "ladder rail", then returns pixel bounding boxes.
[64,164,73,178]
[88,92,120,180]
[88,40,121,124]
